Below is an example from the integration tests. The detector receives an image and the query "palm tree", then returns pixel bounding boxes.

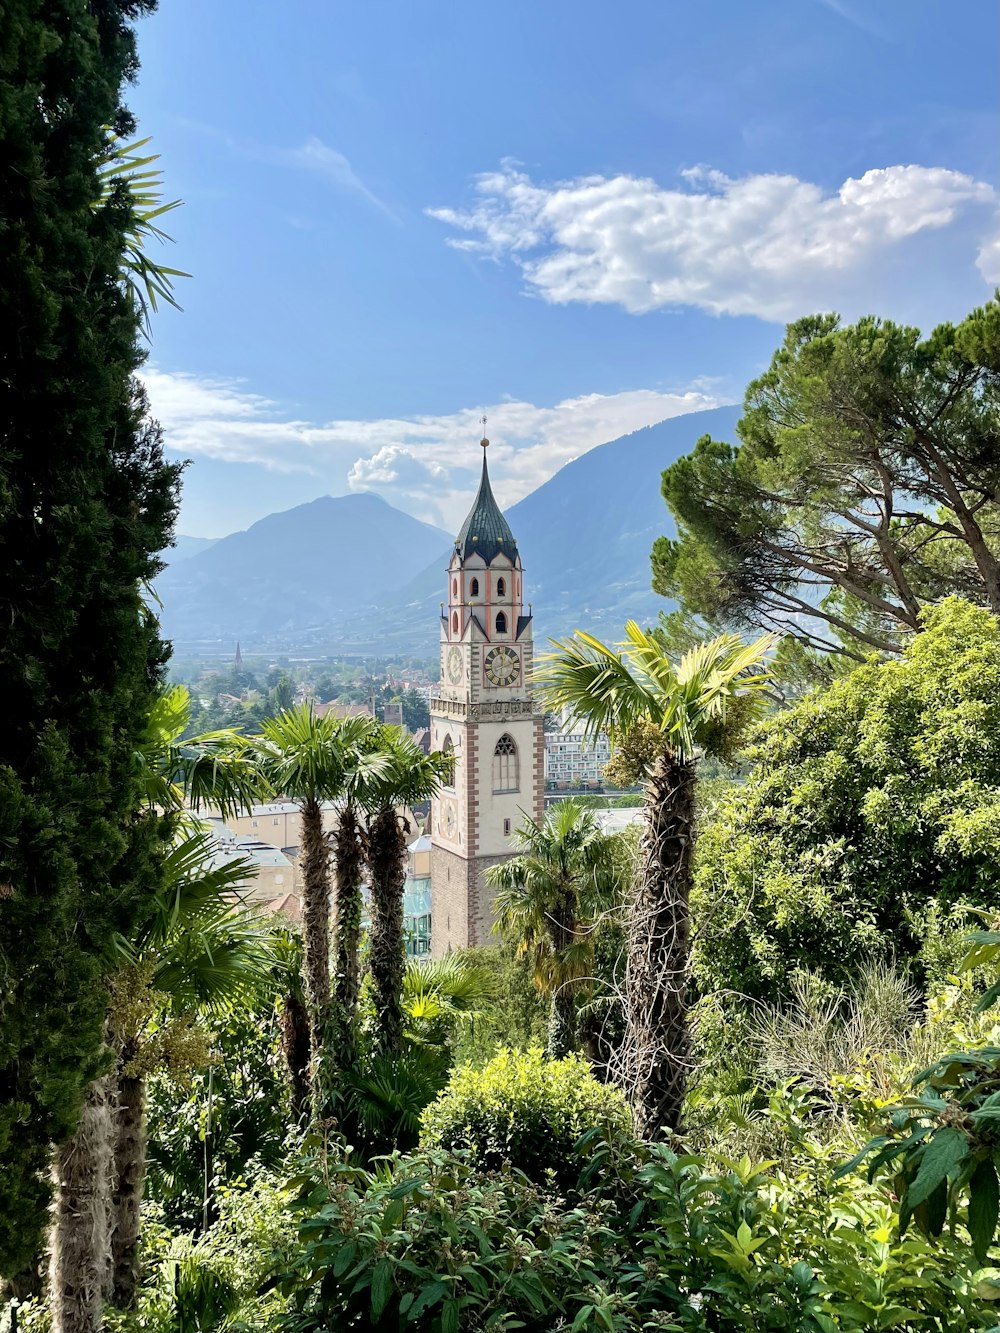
[50,685,273,1324]
[347,954,493,1154]
[330,725,389,1065]
[248,706,384,1111]
[362,728,453,1056]
[537,622,775,1137]
[107,832,275,1307]
[488,801,621,1059]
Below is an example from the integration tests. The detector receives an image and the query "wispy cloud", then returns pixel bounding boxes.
[174,120,397,221]
[284,136,399,222]
[429,160,996,324]
[142,368,723,530]
[813,0,887,37]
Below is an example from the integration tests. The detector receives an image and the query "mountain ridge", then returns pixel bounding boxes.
[156,405,741,653]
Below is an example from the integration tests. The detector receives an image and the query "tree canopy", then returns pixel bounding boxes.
[653,301,1000,665]
[692,598,1000,1007]
[0,0,180,1278]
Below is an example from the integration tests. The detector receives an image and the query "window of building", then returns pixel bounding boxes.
[503,817,511,836]
[496,577,506,597]
[470,577,479,597]
[493,734,518,792]
[495,611,507,634]
[452,611,459,634]
[273,817,280,825]
[251,819,258,828]
[452,577,458,596]
[442,734,455,788]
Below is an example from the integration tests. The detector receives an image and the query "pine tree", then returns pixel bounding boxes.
[0,0,180,1282]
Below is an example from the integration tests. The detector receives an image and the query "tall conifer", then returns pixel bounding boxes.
[0,0,179,1277]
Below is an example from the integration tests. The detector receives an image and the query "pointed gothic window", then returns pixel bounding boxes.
[452,611,459,634]
[493,734,518,792]
[496,577,506,597]
[495,611,507,634]
[442,735,455,788]
[470,577,479,597]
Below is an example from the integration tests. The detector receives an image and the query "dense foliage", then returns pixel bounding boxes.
[420,1047,633,1188]
[0,0,180,1278]
[653,301,1000,665]
[271,1125,993,1333]
[692,599,1000,1006]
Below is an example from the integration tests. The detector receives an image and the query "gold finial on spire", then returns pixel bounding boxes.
[480,415,489,449]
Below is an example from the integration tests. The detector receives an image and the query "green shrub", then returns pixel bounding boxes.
[419,1046,633,1186]
[270,1125,993,1333]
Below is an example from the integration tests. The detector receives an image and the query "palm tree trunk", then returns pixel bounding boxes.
[50,1071,115,1333]
[547,891,578,1059]
[279,990,311,1121]
[332,803,366,1060]
[547,988,577,1060]
[367,807,407,1055]
[623,751,696,1138]
[110,1050,146,1310]
[299,795,333,1090]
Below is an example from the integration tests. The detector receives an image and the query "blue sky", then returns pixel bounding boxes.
[130,0,999,539]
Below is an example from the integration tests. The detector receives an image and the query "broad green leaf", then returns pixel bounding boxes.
[906,1127,969,1209]
[370,1259,393,1319]
[971,1159,1000,1264]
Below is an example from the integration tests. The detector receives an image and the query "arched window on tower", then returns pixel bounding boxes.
[495,611,507,634]
[496,577,506,597]
[442,734,455,788]
[452,611,459,635]
[493,734,518,793]
[452,578,458,597]
[470,577,479,597]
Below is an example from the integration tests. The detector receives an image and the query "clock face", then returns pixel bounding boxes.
[440,798,457,839]
[484,645,521,687]
[447,646,463,685]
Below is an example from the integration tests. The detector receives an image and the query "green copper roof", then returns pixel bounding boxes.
[455,451,517,565]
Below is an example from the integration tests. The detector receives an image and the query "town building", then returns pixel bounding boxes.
[428,429,544,955]
[544,707,612,790]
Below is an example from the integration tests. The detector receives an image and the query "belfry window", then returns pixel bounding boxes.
[452,611,459,634]
[493,734,518,792]
[495,611,507,634]
[470,577,479,597]
[496,577,506,597]
[442,735,455,788]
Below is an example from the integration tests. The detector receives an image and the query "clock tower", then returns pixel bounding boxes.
[429,429,544,955]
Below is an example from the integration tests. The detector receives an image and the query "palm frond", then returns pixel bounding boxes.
[535,631,656,744]
[361,726,453,812]
[94,132,191,334]
[115,829,278,1013]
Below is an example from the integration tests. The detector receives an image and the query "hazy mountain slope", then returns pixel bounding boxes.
[388,404,741,649]
[156,493,450,646]
[164,534,218,565]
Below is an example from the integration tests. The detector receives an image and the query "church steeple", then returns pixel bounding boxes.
[454,432,517,566]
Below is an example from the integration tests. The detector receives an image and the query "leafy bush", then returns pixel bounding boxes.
[270,1124,994,1333]
[419,1047,633,1187]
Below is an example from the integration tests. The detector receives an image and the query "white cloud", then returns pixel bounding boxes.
[428,161,996,322]
[978,224,1000,285]
[141,368,721,530]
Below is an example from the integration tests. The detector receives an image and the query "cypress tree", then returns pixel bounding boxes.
[0,0,180,1278]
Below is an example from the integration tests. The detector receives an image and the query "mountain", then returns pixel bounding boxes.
[155,493,450,647]
[155,405,741,653]
[164,534,218,565]
[381,404,741,651]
